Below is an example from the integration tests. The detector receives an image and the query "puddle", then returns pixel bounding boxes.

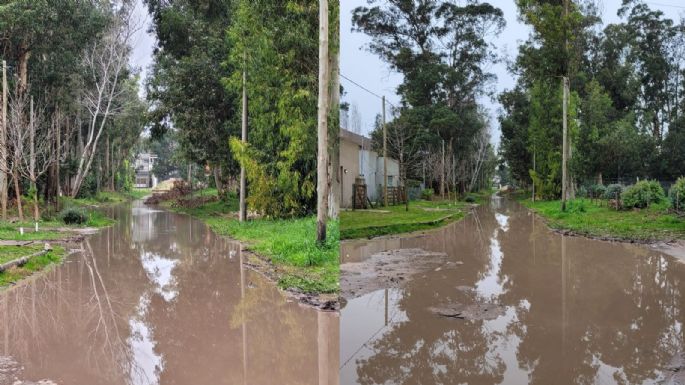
[0,201,338,385]
[340,196,685,384]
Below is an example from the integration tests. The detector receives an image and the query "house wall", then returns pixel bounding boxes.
[340,138,360,208]
[375,157,400,197]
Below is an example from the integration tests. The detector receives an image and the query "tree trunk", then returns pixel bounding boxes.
[316,0,330,243]
[13,170,23,221]
[213,165,224,197]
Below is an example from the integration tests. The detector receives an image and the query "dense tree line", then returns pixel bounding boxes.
[0,0,147,220]
[352,0,502,196]
[145,0,339,219]
[500,0,685,198]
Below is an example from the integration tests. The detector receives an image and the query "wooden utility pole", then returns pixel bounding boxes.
[382,96,388,207]
[441,139,445,199]
[562,76,569,211]
[239,59,248,222]
[561,0,571,211]
[316,0,330,243]
[0,61,6,219]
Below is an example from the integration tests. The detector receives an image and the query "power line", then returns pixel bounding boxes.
[340,73,399,109]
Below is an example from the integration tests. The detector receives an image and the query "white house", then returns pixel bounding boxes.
[340,129,400,208]
[135,153,158,188]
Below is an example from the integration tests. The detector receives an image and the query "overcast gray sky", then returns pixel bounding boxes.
[130,0,156,98]
[340,0,685,147]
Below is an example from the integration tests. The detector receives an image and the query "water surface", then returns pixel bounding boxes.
[341,196,685,385]
[1,201,338,385]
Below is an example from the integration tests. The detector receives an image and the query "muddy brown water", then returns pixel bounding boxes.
[0,201,338,385]
[340,196,685,385]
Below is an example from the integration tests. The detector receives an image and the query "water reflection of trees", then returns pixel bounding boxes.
[2,205,338,385]
[350,200,685,384]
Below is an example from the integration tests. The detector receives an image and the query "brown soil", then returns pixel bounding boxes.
[340,248,448,300]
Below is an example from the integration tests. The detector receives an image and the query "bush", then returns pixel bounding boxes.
[421,188,434,200]
[669,177,685,211]
[577,185,588,198]
[464,195,476,203]
[622,180,665,209]
[589,184,607,199]
[604,184,624,200]
[59,207,88,225]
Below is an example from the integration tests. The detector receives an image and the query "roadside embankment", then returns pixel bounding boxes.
[516,194,685,243]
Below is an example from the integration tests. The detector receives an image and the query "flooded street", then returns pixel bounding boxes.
[341,196,685,385]
[0,202,338,385]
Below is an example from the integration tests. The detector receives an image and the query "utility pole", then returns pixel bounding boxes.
[316,0,330,243]
[382,95,388,207]
[0,60,6,219]
[441,139,445,199]
[239,56,248,222]
[562,76,569,211]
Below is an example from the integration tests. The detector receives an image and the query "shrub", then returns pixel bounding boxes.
[464,195,476,203]
[604,184,624,200]
[669,177,685,212]
[421,188,434,200]
[622,180,665,209]
[59,207,88,225]
[589,184,607,199]
[577,185,588,198]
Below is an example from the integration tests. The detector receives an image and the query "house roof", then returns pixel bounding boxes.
[341,128,373,150]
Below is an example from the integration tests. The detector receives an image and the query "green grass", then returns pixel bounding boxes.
[340,199,473,240]
[519,197,685,241]
[0,244,65,288]
[129,188,152,200]
[165,191,339,294]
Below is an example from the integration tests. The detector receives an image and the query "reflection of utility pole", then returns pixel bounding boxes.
[240,247,248,385]
[384,288,388,326]
[382,96,388,207]
[318,311,337,385]
[561,235,567,357]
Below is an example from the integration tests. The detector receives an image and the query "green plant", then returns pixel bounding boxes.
[604,184,624,200]
[464,195,476,203]
[622,180,665,209]
[589,184,607,199]
[421,188,434,200]
[58,207,88,225]
[669,177,685,212]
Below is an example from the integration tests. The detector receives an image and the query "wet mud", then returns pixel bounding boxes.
[0,202,338,385]
[340,196,685,385]
[340,248,448,299]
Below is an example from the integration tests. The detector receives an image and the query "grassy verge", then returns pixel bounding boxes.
[163,192,339,294]
[340,199,473,240]
[0,244,65,288]
[518,196,685,241]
